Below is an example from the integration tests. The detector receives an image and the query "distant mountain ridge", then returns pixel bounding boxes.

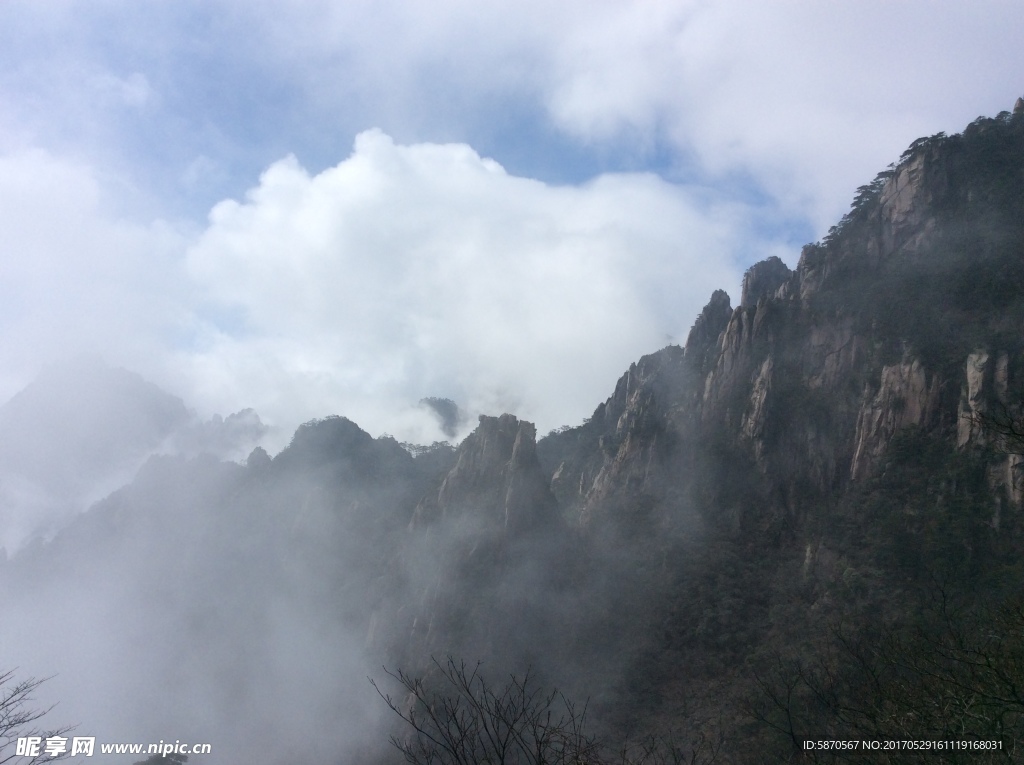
[0,356,266,553]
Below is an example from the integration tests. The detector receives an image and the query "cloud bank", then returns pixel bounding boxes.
[0,130,748,451]
[183,131,744,444]
[0,0,1021,447]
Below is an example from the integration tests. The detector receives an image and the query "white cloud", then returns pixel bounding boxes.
[223,0,1024,232]
[540,1,1024,230]
[183,130,745,443]
[0,138,747,453]
[6,1,1022,240]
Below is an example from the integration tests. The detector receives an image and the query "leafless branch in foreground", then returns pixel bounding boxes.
[0,670,75,765]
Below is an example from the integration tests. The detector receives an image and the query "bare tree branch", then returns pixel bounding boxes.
[371,657,720,765]
[0,670,74,765]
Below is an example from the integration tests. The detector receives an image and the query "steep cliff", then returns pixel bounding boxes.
[532,106,1024,750]
[412,413,557,532]
[542,106,1024,543]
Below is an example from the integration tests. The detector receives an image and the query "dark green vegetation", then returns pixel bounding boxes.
[5,107,1024,764]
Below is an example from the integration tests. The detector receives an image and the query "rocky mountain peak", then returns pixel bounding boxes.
[543,107,1024,550]
[683,289,732,375]
[740,256,791,309]
[272,414,415,487]
[413,413,557,532]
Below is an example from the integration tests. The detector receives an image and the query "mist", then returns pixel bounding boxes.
[0,370,685,763]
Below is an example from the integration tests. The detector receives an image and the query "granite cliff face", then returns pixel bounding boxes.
[412,413,557,532]
[525,109,1024,753]
[540,108,1024,547]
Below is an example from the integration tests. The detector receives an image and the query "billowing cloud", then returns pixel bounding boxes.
[0,133,749,455]
[1,0,1021,445]
[542,1,1024,229]
[215,0,1024,230]
[6,1,1021,234]
[183,131,745,444]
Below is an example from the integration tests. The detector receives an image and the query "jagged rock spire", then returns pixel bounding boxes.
[740,256,792,309]
[411,413,558,532]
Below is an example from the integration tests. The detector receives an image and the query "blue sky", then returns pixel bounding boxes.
[1,0,1022,447]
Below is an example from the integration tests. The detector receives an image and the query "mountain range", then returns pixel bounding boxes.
[4,104,1024,763]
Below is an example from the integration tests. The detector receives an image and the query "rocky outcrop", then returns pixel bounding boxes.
[682,290,732,376]
[741,356,773,448]
[996,452,1024,510]
[850,356,941,479]
[413,414,557,532]
[877,150,943,259]
[805,318,861,390]
[954,349,1024,509]
[740,256,792,309]
[539,346,686,524]
[273,414,415,486]
[701,304,759,423]
[957,350,994,447]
